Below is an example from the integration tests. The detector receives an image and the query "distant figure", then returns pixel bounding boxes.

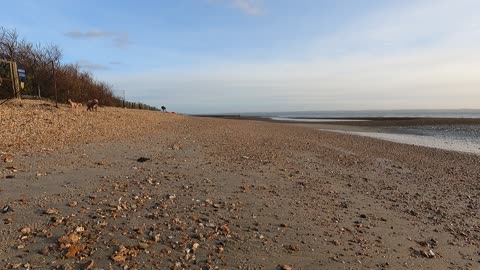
[68,99,82,109]
[161,106,166,112]
[86,99,99,112]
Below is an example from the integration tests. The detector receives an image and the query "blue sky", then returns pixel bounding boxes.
[3,0,480,113]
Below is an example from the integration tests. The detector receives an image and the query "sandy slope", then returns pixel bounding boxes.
[1,100,480,269]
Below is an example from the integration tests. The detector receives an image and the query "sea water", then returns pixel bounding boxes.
[320,125,480,155]
[239,109,480,154]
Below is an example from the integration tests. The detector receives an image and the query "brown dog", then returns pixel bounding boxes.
[68,99,81,109]
[86,99,99,111]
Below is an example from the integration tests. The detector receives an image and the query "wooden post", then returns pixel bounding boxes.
[52,61,58,108]
[9,62,15,97]
[11,62,20,98]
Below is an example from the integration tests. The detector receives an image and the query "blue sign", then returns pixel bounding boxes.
[18,67,26,81]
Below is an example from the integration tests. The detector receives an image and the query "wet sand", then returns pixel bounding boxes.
[1,101,480,269]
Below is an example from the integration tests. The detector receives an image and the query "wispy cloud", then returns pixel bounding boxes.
[209,0,264,15]
[77,60,110,71]
[231,0,264,15]
[65,31,130,48]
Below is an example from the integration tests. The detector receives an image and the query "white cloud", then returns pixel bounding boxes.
[209,0,264,15]
[231,0,263,15]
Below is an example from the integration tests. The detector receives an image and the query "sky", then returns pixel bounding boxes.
[2,0,480,113]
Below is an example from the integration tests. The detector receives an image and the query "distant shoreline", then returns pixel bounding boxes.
[192,114,480,126]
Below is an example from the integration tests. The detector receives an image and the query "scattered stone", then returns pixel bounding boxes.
[39,247,49,256]
[137,157,150,163]
[68,201,78,207]
[423,249,435,258]
[280,265,293,270]
[287,244,300,251]
[65,243,85,259]
[20,227,31,235]
[1,205,13,213]
[44,208,59,215]
[138,242,149,250]
[83,260,95,270]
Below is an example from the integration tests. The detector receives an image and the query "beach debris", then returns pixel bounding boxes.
[424,249,435,258]
[411,247,436,258]
[287,244,300,251]
[65,243,85,258]
[57,232,81,249]
[39,246,49,256]
[44,208,59,215]
[82,260,95,270]
[138,242,149,250]
[280,265,293,270]
[2,205,13,213]
[111,245,139,263]
[68,201,78,207]
[20,227,31,235]
[137,157,150,163]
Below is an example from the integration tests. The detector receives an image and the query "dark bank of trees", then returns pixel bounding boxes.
[0,26,158,110]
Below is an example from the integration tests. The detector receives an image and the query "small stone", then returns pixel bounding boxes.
[137,157,150,163]
[281,265,293,270]
[424,249,435,258]
[84,260,95,270]
[17,244,25,249]
[39,247,49,255]
[1,205,13,213]
[138,242,149,250]
[45,208,59,215]
[20,227,31,234]
[68,201,78,207]
[287,244,300,251]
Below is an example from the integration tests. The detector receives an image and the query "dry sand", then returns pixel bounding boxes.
[1,100,480,269]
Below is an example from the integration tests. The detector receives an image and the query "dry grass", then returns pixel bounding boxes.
[0,99,182,153]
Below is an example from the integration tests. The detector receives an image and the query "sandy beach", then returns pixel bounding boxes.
[1,100,480,269]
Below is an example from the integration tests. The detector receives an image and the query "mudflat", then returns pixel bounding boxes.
[1,101,480,269]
